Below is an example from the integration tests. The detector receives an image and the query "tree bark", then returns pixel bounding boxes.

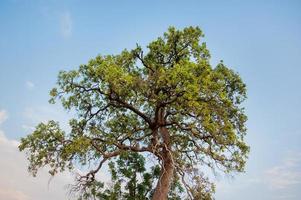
[152,149,174,200]
[152,114,174,200]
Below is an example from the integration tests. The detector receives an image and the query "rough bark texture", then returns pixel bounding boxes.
[152,149,174,200]
[152,110,174,200]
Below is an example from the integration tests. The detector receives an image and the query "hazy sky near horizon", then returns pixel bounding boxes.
[0,0,301,199]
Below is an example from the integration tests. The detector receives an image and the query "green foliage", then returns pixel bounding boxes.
[19,26,248,199]
[77,152,184,200]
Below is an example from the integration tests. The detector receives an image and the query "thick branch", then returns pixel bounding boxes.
[109,93,153,127]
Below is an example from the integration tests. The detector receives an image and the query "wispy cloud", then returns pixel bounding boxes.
[215,150,301,199]
[25,81,35,90]
[60,11,72,38]
[22,105,70,132]
[0,109,18,147]
[0,188,29,200]
[265,152,301,189]
[0,110,8,124]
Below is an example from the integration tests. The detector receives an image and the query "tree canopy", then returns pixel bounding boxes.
[19,26,249,200]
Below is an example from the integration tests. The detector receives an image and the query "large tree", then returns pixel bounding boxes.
[19,26,249,200]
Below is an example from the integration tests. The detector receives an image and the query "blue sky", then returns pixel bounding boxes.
[0,0,300,199]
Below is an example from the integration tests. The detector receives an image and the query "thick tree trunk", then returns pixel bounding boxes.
[152,150,174,200]
[152,108,174,200]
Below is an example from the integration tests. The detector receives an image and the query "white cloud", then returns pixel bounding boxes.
[0,110,18,147]
[0,188,29,200]
[60,11,72,38]
[0,110,8,124]
[25,81,35,90]
[264,152,301,189]
[22,105,71,133]
[215,150,301,199]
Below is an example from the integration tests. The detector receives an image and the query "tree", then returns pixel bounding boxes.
[19,26,249,200]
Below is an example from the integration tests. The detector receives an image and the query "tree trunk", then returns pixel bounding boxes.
[152,126,173,199]
[152,149,174,200]
[152,108,174,200]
